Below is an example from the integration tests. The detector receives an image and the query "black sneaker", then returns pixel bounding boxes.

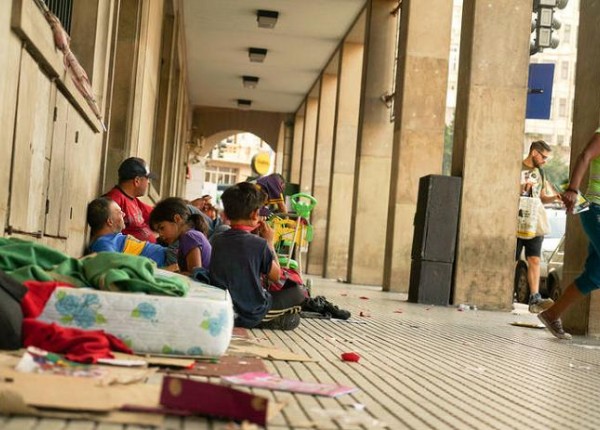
[323,300,351,320]
[256,313,301,330]
[302,296,327,313]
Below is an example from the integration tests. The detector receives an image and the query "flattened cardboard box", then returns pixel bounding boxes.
[0,360,163,426]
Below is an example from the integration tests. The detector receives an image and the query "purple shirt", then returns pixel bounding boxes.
[177,229,212,272]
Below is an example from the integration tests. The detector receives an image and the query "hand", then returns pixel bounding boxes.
[256,219,275,244]
[561,189,578,213]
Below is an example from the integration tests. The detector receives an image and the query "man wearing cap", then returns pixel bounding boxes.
[104,157,157,243]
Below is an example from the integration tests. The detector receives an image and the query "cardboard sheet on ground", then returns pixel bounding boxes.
[0,351,163,426]
[227,338,315,362]
[111,351,196,368]
[166,354,268,377]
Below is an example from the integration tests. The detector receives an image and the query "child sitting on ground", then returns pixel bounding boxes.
[210,182,305,330]
[150,197,211,279]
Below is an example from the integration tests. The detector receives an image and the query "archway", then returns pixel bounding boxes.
[185,131,276,202]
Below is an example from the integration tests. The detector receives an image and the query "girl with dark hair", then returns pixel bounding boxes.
[150,197,212,276]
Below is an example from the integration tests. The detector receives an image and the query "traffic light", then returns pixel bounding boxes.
[530,0,569,55]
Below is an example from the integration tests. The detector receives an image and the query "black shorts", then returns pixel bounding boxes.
[516,236,544,260]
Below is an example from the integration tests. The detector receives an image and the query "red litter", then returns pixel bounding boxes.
[359,296,369,300]
[341,352,361,362]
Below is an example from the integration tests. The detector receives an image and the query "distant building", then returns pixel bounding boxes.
[185,133,274,201]
[445,0,579,158]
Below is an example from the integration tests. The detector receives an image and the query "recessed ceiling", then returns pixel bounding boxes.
[182,0,367,114]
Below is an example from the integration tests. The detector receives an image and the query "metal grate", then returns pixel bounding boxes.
[41,0,73,34]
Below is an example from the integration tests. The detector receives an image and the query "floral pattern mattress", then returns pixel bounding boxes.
[37,275,234,357]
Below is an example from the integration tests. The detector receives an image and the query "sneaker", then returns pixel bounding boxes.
[256,313,301,330]
[538,311,572,340]
[302,296,327,313]
[323,301,351,320]
[528,296,554,313]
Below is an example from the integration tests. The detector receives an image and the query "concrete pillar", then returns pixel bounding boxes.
[290,107,304,184]
[382,0,453,292]
[562,1,600,335]
[348,0,397,285]
[325,42,364,280]
[451,1,532,309]
[274,121,285,174]
[300,96,319,193]
[307,73,338,276]
[281,120,293,180]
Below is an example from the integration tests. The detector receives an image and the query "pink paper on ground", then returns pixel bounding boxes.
[222,371,358,397]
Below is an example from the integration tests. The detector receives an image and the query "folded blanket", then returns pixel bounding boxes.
[0,237,86,287]
[82,252,188,296]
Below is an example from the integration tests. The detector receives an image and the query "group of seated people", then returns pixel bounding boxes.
[87,157,304,330]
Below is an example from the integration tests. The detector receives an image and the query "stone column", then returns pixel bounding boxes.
[289,107,304,184]
[300,95,319,193]
[307,73,338,275]
[562,1,600,335]
[281,120,294,180]
[382,0,453,292]
[325,42,364,280]
[451,1,532,309]
[348,0,397,285]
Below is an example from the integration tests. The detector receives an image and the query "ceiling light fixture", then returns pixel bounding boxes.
[257,10,279,29]
[248,47,267,63]
[242,75,259,89]
[237,99,252,109]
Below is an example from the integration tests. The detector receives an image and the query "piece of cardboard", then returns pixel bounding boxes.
[227,339,315,362]
[111,352,195,368]
[0,390,164,426]
[0,351,164,426]
[165,355,267,377]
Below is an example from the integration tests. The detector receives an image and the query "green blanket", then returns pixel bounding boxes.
[82,252,188,296]
[0,238,188,296]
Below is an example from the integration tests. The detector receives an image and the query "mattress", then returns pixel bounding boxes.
[37,271,234,357]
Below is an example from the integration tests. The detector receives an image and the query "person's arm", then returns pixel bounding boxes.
[563,132,600,212]
[276,200,288,214]
[540,180,561,204]
[257,220,281,282]
[184,247,202,274]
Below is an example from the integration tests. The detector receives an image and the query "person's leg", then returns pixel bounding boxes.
[526,255,541,295]
[269,285,306,310]
[542,282,583,321]
[539,206,600,338]
[255,286,305,330]
[525,236,553,312]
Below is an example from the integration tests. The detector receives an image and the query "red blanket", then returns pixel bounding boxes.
[21,281,132,363]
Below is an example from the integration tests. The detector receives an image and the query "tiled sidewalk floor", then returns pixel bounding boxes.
[2,277,600,429]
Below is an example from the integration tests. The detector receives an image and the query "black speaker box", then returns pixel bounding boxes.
[408,260,453,306]
[411,175,462,263]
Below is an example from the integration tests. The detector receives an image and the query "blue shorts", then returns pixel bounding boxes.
[575,203,600,295]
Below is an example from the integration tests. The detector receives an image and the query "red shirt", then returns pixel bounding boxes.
[104,186,156,243]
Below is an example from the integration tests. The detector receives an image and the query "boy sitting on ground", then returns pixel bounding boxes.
[210,182,305,330]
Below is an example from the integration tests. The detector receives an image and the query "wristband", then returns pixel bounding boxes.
[565,188,578,194]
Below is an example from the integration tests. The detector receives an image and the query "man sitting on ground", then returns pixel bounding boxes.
[104,157,157,243]
[87,197,167,267]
